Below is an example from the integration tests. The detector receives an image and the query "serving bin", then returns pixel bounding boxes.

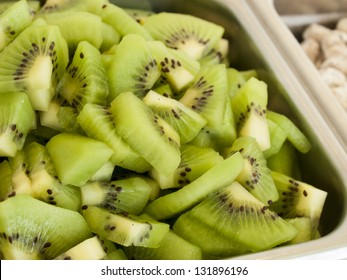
[111,0,347,259]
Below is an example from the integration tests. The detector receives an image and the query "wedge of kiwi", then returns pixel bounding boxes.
[56,40,109,111]
[46,132,114,186]
[110,91,181,177]
[188,182,298,252]
[149,144,224,189]
[0,194,91,259]
[143,90,207,144]
[0,0,34,52]
[142,12,224,60]
[80,177,152,215]
[0,160,14,201]
[269,171,327,238]
[0,18,69,111]
[0,92,36,157]
[223,136,279,205]
[144,151,244,220]
[77,103,151,172]
[82,205,169,248]
[231,77,270,151]
[107,34,160,100]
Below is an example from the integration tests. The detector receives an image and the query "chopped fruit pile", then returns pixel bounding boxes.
[0,0,327,260]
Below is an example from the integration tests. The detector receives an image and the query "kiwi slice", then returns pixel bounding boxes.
[80,177,152,215]
[149,144,224,189]
[148,40,200,92]
[227,68,257,98]
[37,0,100,14]
[46,132,113,186]
[93,2,153,40]
[266,110,312,154]
[56,40,109,111]
[143,90,207,144]
[23,142,81,211]
[100,22,120,52]
[143,12,224,60]
[179,64,228,129]
[125,8,155,25]
[199,38,229,66]
[39,11,104,52]
[82,205,169,248]
[231,77,270,151]
[0,18,69,111]
[188,182,298,252]
[77,103,151,172]
[0,194,91,259]
[224,136,279,205]
[144,151,244,220]
[107,34,160,100]
[0,0,34,52]
[269,171,327,238]
[0,92,36,157]
[124,230,202,260]
[110,91,181,177]
[173,210,249,259]
[55,236,106,260]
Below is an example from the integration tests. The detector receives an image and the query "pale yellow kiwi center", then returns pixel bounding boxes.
[27,55,53,111]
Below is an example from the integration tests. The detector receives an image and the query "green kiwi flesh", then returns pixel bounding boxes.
[0,18,69,111]
[0,0,34,52]
[0,92,36,157]
[82,205,169,248]
[0,194,91,259]
[188,182,298,252]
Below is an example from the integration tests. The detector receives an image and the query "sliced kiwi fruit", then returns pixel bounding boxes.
[199,38,229,66]
[143,12,224,60]
[0,18,69,111]
[39,11,104,52]
[179,64,228,129]
[269,171,327,238]
[56,40,109,111]
[80,177,152,215]
[46,132,113,186]
[107,34,160,100]
[144,151,244,220]
[23,142,81,211]
[188,182,298,252]
[0,0,34,52]
[173,210,249,259]
[124,230,202,260]
[0,194,91,259]
[231,77,270,151]
[77,103,151,172]
[110,91,181,177]
[55,236,106,260]
[223,136,279,205]
[37,0,100,15]
[143,90,207,144]
[100,22,120,52]
[125,8,155,25]
[93,2,153,40]
[148,40,200,92]
[82,205,169,248]
[266,110,311,154]
[149,144,224,189]
[227,68,258,98]
[0,92,36,157]
[285,217,312,244]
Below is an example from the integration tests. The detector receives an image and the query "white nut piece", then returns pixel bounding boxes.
[302,23,331,42]
[331,85,347,111]
[321,30,347,56]
[320,55,347,75]
[322,44,347,59]
[319,67,346,88]
[301,37,321,62]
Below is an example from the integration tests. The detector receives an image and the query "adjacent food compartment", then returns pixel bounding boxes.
[136,0,347,259]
